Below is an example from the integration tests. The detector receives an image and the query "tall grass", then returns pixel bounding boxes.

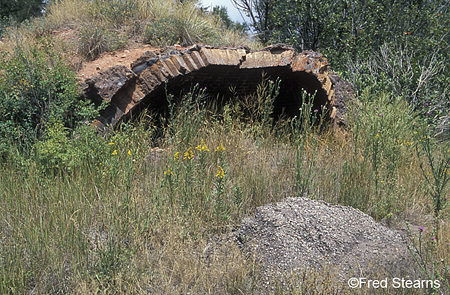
[0,0,257,62]
[2,73,449,293]
[0,1,449,293]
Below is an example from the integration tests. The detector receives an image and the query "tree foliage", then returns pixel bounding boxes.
[234,0,449,63]
[234,0,450,136]
[0,0,46,22]
[232,0,271,43]
[211,5,247,33]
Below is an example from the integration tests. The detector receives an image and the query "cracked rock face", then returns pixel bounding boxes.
[237,197,418,283]
[81,44,354,130]
[80,65,137,105]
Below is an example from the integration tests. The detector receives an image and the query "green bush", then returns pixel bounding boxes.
[345,43,450,118]
[34,120,78,172]
[33,120,110,173]
[0,38,100,158]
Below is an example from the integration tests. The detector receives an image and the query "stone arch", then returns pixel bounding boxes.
[81,44,353,130]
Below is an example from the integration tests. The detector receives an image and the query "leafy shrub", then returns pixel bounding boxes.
[33,120,109,173]
[345,43,450,118]
[34,120,78,172]
[0,38,99,158]
[0,16,12,37]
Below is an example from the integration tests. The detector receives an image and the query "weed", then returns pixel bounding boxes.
[414,124,450,235]
[78,21,127,60]
[406,224,450,292]
[291,90,326,198]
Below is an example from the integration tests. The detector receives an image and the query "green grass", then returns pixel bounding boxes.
[1,79,449,293]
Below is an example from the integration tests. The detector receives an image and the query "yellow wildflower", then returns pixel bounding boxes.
[174,152,180,160]
[215,141,226,152]
[164,168,173,176]
[108,142,114,145]
[195,139,210,152]
[111,150,118,155]
[183,148,195,160]
[216,166,225,178]
[128,150,131,156]
[375,134,380,139]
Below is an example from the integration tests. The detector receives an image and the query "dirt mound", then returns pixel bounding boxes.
[236,197,419,286]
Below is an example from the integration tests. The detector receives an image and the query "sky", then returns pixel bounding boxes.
[200,0,250,24]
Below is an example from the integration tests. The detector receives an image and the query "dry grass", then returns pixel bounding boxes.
[45,0,91,29]
[0,2,449,292]
[2,83,447,293]
[0,0,258,62]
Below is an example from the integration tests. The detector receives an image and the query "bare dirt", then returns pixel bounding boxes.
[50,28,158,80]
[77,45,154,80]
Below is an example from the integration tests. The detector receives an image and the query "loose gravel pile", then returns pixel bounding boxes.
[236,197,419,283]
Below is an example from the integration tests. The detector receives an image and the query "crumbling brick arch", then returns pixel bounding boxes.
[81,44,352,130]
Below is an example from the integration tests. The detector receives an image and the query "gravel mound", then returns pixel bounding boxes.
[236,197,418,282]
